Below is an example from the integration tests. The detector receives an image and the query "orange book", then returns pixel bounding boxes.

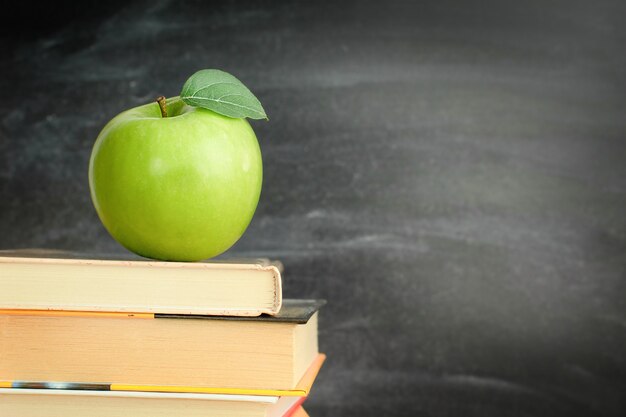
[291,407,310,417]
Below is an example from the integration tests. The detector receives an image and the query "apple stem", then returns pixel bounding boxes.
[156,96,168,118]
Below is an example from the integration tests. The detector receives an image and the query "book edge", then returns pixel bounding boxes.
[0,388,279,403]
[0,298,323,322]
[0,255,281,272]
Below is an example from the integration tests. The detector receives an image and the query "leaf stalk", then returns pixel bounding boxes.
[156,96,168,118]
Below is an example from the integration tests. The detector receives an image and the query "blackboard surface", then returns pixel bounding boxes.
[1,1,625,416]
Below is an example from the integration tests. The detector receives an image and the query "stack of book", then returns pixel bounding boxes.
[0,249,324,417]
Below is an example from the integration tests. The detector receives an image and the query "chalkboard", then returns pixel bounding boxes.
[1,1,625,416]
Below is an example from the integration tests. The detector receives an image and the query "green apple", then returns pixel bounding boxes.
[88,96,262,261]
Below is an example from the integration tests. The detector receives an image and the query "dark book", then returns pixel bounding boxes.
[0,299,324,392]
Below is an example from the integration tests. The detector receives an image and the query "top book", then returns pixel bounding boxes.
[0,249,282,316]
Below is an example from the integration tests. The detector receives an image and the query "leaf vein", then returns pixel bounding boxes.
[187,96,265,116]
[214,93,247,101]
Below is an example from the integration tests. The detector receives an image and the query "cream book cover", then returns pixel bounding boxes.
[0,249,282,316]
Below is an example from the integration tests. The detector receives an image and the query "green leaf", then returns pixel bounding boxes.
[180,69,267,120]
